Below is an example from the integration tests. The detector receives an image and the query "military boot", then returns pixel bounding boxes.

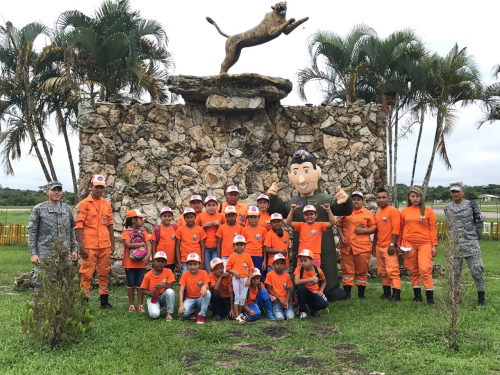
[389,288,401,302]
[478,291,488,307]
[357,286,366,299]
[343,285,352,300]
[413,288,423,302]
[425,290,434,306]
[380,286,392,300]
[100,294,113,309]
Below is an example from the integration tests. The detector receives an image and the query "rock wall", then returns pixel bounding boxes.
[78,100,387,258]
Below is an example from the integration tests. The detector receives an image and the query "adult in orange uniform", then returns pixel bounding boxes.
[75,174,115,308]
[399,186,438,305]
[337,191,377,300]
[218,185,248,227]
[372,188,401,302]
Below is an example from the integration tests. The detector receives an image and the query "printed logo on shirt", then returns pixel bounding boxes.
[420,216,426,222]
[221,285,228,292]
[233,232,239,237]
[310,229,318,236]
[162,278,167,283]
[255,233,262,241]
[76,206,81,216]
[296,201,304,208]
[283,238,288,244]
[103,215,108,223]
[192,234,199,241]
[243,262,248,271]
[171,234,176,240]
[197,280,204,287]
[239,215,246,224]
[382,217,388,223]
[282,281,288,290]
[311,281,316,286]
[264,220,271,227]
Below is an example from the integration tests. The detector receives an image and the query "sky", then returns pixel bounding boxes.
[1,0,499,192]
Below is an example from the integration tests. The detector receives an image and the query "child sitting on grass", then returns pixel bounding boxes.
[178,253,211,324]
[216,206,243,269]
[151,206,177,272]
[265,253,294,320]
[209,257,233,321]
[226,235,254,323]
[243,268,276,322]
[139,251,176,321]
[293,249,328,320]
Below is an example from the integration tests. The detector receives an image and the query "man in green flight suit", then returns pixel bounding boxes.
[268,150,353,301]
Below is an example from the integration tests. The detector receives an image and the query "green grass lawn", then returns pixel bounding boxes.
[0,244,499,375]
[0,210,31,226]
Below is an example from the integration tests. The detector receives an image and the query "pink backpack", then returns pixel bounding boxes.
[128,229,148,261]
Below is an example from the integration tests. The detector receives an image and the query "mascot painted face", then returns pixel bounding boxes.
[288,150,322,196]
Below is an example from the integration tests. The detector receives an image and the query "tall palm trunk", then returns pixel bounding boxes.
[393,93,400,207]
[34,119,58,180]
[26,116,51,182]
[410,107,424,187]
[387,112,393,194]
[422,109,443,195]
[56,106,78,194]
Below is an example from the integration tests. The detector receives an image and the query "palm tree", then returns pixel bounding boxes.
[478,64,500,127]
[56,0,173,103]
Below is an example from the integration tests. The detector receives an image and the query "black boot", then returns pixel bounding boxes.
[389,288,401,302]
[343,285,352,300]
[100,294,113,309]
[413,288,423,302]
[425,290,434,306]
[380,286,392,300]
[478,291,488,307]
[357,286,366,300]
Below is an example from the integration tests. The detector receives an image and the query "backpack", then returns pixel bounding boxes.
[128,229,148,261]
[300,265,322,284]
[154,224,178,247]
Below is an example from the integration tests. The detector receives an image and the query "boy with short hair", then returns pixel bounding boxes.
[242,206,267,274]
[209,257,233,321]
[197,195,226,271]
[151,206,177,272]
[140,251,176,321]
[177,195,204,227]
[243,268,276,322]
[178,253,211,324]
[263,212,290,273]
[216,206,243,269]
[294,249,328,320]
[265,253,294,320]
[175,208,207,273]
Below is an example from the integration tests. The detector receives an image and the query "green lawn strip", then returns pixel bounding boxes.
[0,210,31,226]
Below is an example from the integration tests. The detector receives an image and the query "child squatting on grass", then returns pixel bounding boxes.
[265,253,294,320]
[178,252,211,324]
[139,251,176,320]
[209,257,234,321]
[242,268,276,322]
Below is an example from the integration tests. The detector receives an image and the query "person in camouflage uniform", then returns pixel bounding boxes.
[444,182,487,306]
[28,181,78,287]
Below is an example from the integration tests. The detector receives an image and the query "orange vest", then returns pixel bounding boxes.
[74,195,113,249]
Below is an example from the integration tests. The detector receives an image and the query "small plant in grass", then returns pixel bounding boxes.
[123,172,131,183]
[21,235,94,348]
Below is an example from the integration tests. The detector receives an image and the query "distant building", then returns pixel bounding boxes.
[477,194,499,201]
[433,199,443,203]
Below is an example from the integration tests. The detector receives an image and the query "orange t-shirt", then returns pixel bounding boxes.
[246,282,266,304]
[220,201,248,226]
[140,268,175,294]
[293,266,325,293]
[399,206,438,246]
[246,213,272,231]
[176,211,203,227]
[265,270,292,301]
[121,229,150,269]
[337,207,376,255]
[196,212,226,248]
[226,252,254,278]
[74,195,114,249]
[293,222,329,259]
[150,225,176,265]
[209,273,233,298]
[179,270,210,299]
[241,225,267,257]
[263,230,290,267]
[216,223,243,257]
[175,225,207,262]
[375,206,401,247]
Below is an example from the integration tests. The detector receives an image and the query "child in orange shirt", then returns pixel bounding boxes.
[139,251,176,320]
[246,193,273,231]
[178,253,211,324]
[175,208,207,273]
[264,213,290,273]
[208,257,233,320]
[226,235,254,322]
[265,253,294,320]
[197,195,225,271]
[286,204,336,267]
[122,209,151,312]
[151,206,177,272]
[216,205,243,269]
[242,206,267,276]
[177,195,204,227]
[243,268,276,322]
[294,249,328,320]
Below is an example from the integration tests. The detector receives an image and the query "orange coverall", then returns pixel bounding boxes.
[374,206,401,289]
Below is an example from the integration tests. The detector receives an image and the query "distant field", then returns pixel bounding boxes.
[0,210,31,226]
[0,206,34,210]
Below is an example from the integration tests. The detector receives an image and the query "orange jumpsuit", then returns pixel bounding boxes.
[75,195,114,298]
[337,207,376,287]
[374,206,401,289]
[399,206,438,291]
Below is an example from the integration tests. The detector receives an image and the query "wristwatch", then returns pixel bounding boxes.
[390,243,394,247]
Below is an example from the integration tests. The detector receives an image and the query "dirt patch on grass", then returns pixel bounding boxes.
[284,357,324,369]
[227,329,245,338]
[179,329,197,337]
[225,349,253,358]
[316,324,341,336]
[215,360,240,369]
[182,354,201,367]
[233,342,273,351]
[336,353,368,365]
[333,344,358,351]
[261,326,290,339]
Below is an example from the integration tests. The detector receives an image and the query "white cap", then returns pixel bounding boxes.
[160,206,173,214]
[257,194,270,202]
[183,207,196,216]
[233,234,246,244]
[273,253,286,262]
[252,268,262,277]
[225,205,237,214]
[190,195,203,202]
[210,257,223,269]
[204,195,218,204]
[298,249,314,259]
[153,251,168,261]
[186,253,201,262]
[226,185,239,193]
[247,206,259,216]
[270,213,283,221]
[303,205,317,213]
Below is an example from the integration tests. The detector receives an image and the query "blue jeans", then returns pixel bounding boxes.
[245,288,270,321]
[251,256,264,281]
[296,284,329,313]
[272,300,294,320]
[181,291,212,317]
[147,289,175,318]
[205,247,218,271]
[181,262,189,274]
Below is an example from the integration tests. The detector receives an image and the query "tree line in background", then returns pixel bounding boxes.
[0,1,498,202]
[0,186,76,206]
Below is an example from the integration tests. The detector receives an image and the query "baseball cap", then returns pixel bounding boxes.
[233,234,246,244]
[126,209,147,218]
[47,181,63,190]
[303,205,317,213]
[160,206,173,215]
[91,174,106,187]
[257,194,270,202]
[183,207,196,216]
[351,191,364,199]
[450,182,463,192]
[225,205,237,214]
[190,195,203,202]
[226,185,239,193]
[270,213,283,221]
[298,249,314,259]
[210,257,223,269]
[204,195,218,204]
[247,206,259,216]
[186,253,201,263]
[251,268,262,277]
[273,253,286,263]
[153,251,168,261]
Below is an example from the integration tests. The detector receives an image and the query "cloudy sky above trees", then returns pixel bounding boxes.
[1,0,499,191]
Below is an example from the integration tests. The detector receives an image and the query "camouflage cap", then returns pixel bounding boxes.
[47,181,63,190]
[450,182,463,192]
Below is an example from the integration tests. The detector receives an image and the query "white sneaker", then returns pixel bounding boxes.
[300,312,308,320]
